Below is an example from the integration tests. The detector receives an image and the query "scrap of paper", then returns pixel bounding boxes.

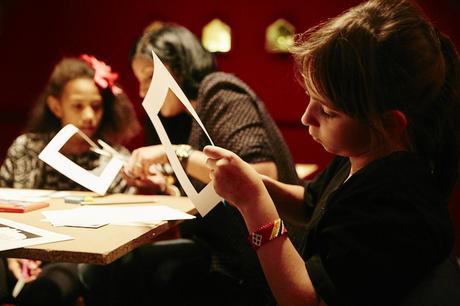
[142,51,222,216]
[42,205,195,228]
[0,188,56,202]
[42,208,109,228]
[38,124,124,195]
[0,217,73,251]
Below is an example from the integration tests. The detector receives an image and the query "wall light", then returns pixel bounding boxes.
[202,18,231,53]
[265,18,295,53]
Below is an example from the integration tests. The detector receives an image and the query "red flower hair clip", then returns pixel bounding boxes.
[80,54,122,95]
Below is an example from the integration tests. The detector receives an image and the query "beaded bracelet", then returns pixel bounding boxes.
[248,218,288,250]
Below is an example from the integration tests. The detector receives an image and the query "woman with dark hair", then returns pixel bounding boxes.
[204,0,460,305]
[79,24,300,306]
[128,21,194,147]
[127,24,297,194]
[0,55,140,306]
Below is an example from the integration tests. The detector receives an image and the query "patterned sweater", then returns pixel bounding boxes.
[0,133,130,193]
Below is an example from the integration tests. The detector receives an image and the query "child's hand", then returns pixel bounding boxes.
[7,258,42,282]
[203,145,266,210]
[122,163,168,194]
[24,259,42,281]
[125,145,168,179]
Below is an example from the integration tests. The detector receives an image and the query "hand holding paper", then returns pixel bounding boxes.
[203,145,266,209]
[122,167,169,195]
[126,145,169,179]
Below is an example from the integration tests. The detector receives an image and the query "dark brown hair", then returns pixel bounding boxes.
[292,0,460,196]
[26,57,140,145]
[133,24,217,100]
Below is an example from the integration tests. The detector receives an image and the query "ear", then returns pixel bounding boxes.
[382,109,408,133]
[47,96,63,119]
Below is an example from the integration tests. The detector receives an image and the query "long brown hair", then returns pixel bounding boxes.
[292,0,460,196]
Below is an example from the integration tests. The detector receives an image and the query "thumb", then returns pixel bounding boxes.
[203,145,231,159]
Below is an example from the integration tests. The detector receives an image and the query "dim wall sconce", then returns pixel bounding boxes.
[265,18,295,53]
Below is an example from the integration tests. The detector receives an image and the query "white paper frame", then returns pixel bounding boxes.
[142,51,222,216]
[38,124,124,195]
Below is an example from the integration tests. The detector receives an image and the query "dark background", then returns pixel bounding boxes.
[1,0,460,253]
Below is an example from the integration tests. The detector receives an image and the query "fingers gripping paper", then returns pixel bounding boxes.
[142,51,222,216]
[38,124,124,195]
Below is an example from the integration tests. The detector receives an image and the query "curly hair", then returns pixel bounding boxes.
[26,57,140,145]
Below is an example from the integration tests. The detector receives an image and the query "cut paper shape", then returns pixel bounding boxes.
[38,124,124,195]
[142,51,222,216]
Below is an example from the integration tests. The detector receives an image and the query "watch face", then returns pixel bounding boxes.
[175,144,193,162]
[142,51,222,216]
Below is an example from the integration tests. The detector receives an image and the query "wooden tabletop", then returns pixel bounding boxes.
[0,193,196,265]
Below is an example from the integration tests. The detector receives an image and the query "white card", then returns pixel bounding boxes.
[142,51,222,216]
[38,124,124,195]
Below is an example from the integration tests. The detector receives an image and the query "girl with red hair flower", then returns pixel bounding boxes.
[0,54,140,306]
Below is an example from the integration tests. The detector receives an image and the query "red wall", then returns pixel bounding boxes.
[1,0,460,254]
[1,0,458,169]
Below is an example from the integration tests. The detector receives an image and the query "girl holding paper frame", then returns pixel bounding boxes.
[80,25,301,306]
[204,0,460,305]
[0,55,140,306]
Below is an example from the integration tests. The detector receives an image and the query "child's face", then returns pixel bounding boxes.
[50,78,104,138]
[301,89,372,158]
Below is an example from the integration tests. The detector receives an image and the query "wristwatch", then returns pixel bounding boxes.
[175,144,194,167]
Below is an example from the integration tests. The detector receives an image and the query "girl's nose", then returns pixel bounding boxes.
[139,87,146,98]
[82,106,96,122]
[139,81,149,98]
[301,102,319,127]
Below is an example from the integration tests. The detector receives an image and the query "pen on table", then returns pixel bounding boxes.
[64,195,95,204]
[82,196,94,204]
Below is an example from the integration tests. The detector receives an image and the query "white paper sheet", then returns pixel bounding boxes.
[0,188,56,202]
[0,217,73,251]
[142,51,222,216]
[38,124,124,195]
[42,208,109,228]
[42,205,195,228]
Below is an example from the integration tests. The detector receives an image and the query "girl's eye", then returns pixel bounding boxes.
[72,104,83,111]
[91,102,103,111]
[321,107,336,118]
